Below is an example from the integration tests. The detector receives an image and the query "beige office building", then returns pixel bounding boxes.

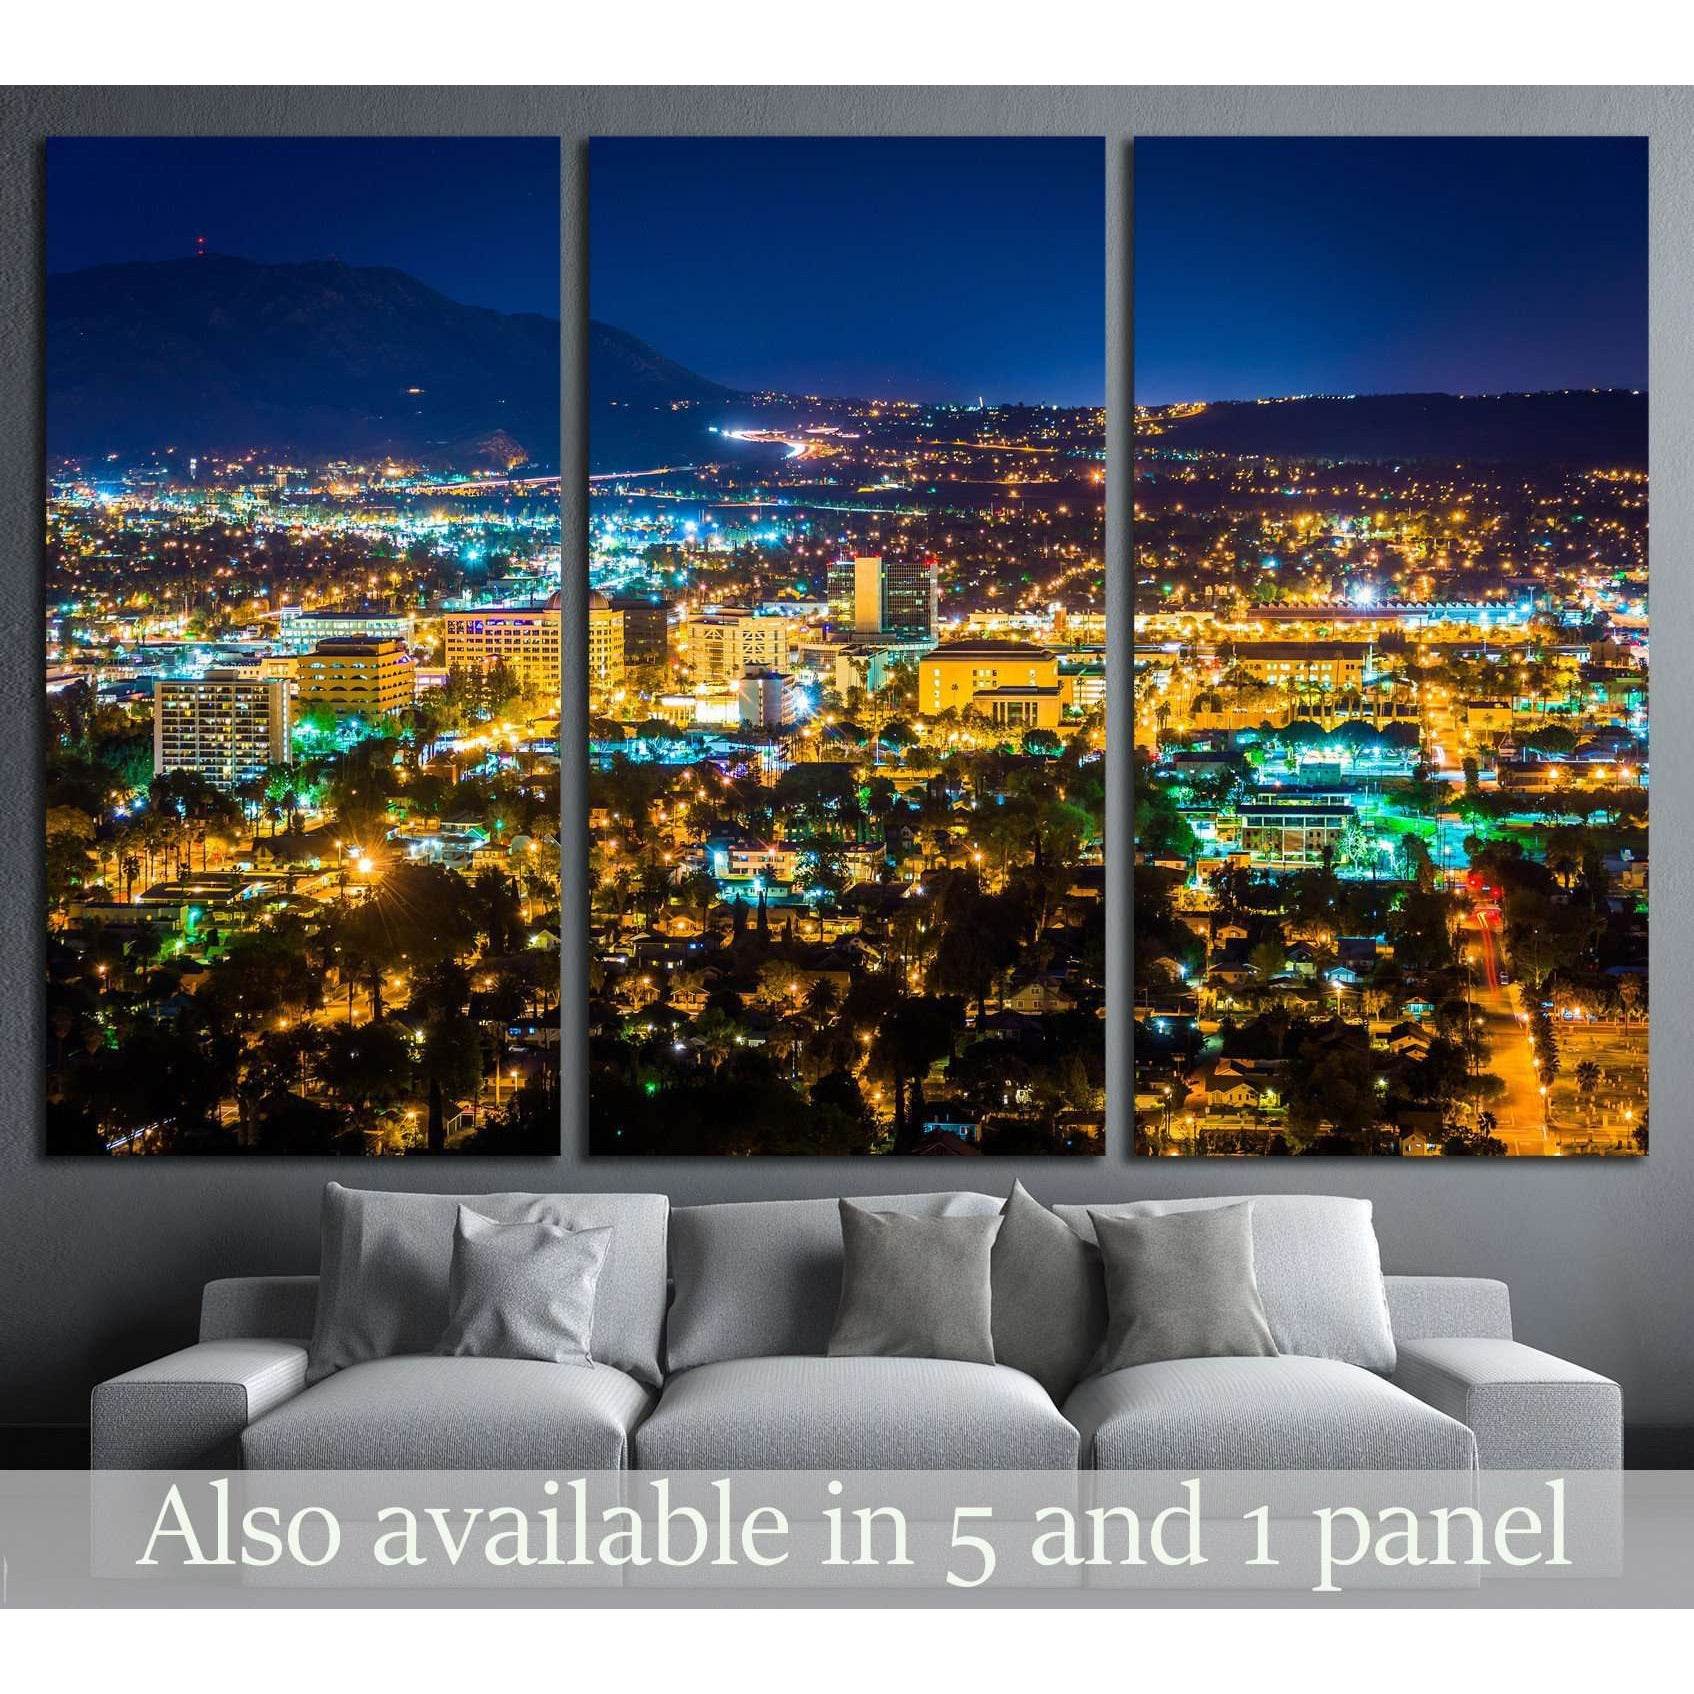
[588,590,626,698]
[919,639,1060,715]
[443,593,563,698]
[297,638,413,722]
[1227,641,1373,691]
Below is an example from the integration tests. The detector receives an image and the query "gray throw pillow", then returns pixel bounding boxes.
[1090,1202,1278,1373]
[828,1201,1003,1364]
[990,1180,1107,1401]
[436,1207,611,1367]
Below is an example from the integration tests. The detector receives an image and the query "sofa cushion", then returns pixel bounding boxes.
[307,1184,669,1387]
[1063,1355,1476,1471]
[242,1356,655,1470]
[990,1180,1106,1403]
[665,1192,1003,1373]
[633,1356,1080,1470]
[1055,1195,1396,1373]
[829,1202,1001,1364]
[1091,1203,1277,1371]
[436,1209,611,1368]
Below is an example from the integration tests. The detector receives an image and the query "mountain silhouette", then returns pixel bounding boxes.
[587,320,737,406]
[47,254,561,467]
[1142,390,1647,466]
[586,321,744,473]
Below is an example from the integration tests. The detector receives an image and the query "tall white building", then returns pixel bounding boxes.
[153,671,292,789]
[737,667,802,730]
[684,611,793,685]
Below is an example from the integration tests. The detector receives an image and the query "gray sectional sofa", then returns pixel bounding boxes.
[91,1189,1623,1474]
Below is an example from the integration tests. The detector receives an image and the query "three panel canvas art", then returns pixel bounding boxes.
[42,135,1649,1158]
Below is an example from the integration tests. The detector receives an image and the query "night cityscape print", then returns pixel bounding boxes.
[44,137,563,1154]
[587,138,1106,1155]
[1133,137,1648,1157]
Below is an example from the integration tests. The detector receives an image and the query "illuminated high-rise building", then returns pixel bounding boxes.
[588,590,626,695]
[610,593,669,672]
[443,593,562,698]
[830,554,938,639]
[153,671,292,789]
[737,666,802,730]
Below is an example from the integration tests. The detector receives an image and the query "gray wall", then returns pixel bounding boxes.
[2,86,1689,1432]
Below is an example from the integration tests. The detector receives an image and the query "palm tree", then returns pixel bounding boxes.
[694,1007,739,1072]
[1574,1059,1601,1118]
[870,999,956,1150]
[235,772,268,837]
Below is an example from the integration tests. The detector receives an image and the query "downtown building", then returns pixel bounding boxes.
[278,606,414,649]
[587,590,626,702]
[1223,640,1375,692]
[443,593,562,698]
[829,554,939,640]
[153,670,292,790]
[296,638,414,724]
[737,666,804,730]
[795,634,931,700]
[918,638,1063,730]
[609,593,669,672]
[683,610,794,686]
[1235,797,1355,869]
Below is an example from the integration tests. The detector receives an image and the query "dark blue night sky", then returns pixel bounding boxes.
[47,137,560,317]
[1134,137,1648,406]
[591,137,1105,407]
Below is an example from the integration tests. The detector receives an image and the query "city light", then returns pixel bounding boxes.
[1132,404,1648,1158]
[586,336,1106,1154]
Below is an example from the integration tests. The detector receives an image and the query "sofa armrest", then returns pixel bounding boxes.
[1384,1275,1512,1341]
[1391,1338,1621,1470]
[200,1275,318,1342]
[91,1340,309,1469]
